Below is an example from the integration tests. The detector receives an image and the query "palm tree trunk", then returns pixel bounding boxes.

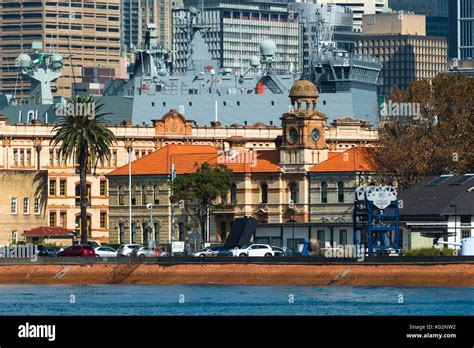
[79,140,88,244]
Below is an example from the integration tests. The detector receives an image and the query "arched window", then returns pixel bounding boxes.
[290,182,298,203]
[337,181,345,203]
[142,186,147,205]
[230,183,237,204]
[320,182,328,204]
[261,183,268,204]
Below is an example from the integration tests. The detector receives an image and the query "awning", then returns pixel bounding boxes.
[24,226,76,238]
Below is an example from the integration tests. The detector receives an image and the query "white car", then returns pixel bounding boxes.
[232,244,275,257]
[94,246,117,258]
[117,244,143,257]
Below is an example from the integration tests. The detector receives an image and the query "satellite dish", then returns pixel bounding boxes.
[189,6,199,15]
[178,10,186,19]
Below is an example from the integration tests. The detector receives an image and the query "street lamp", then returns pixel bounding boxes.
[127,144,133,244]
[147,203,154,249]
[450,204,457,243]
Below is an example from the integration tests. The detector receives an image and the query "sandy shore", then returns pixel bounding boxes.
[0,263,473,287]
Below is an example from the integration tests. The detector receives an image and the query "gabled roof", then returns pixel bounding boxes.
[309,147,373,173]
[106,144,281,176]
[24,226,75,237]
[398,174,474,216]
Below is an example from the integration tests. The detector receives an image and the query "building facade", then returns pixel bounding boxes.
[121,0,183,53]
[448,0,474,59]
[0,107,377,245]
[106,81,389,250]
[0,0,122,100]
[172,1,300,74]
[357,13,448,95]
[316,0,389,30]
[0,170,47,246]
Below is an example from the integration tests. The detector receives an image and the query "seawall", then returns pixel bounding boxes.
[0,263,473,287]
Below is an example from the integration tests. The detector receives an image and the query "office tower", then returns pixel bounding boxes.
[121,0,183,53]
[0,0,122,100]
[315,0,389,30]
[448,0,474,59]
[356,12,448,95]
[389,0,449,39]
[173,1,300,74]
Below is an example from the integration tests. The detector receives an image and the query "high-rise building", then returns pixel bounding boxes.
[315,0,389,30]
[389,0,449,39]
[120,0,183,53]
[448,0,474,59]
[173,1,300,74]
[0,0,122,100]
[356,12,448,95]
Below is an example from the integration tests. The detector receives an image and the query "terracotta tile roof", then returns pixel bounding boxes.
[107,144,281,176]
[309,147,374,173]
[24,226,76,236]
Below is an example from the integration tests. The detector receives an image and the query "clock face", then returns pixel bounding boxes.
[311,128,320,142]
[288,127,299,144]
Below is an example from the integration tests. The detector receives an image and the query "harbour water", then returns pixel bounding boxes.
[0,285,472,316]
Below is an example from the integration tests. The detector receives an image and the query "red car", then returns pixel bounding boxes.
[57,245,96,257]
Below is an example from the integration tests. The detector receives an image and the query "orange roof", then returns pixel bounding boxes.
[107,144,281,176]
[309,147,373,173]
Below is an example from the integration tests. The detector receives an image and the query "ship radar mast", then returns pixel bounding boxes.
[16,41,63,105]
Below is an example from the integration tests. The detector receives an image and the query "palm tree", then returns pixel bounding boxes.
[51,95,116,244]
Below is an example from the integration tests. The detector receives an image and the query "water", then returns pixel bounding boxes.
[0,285,472,316]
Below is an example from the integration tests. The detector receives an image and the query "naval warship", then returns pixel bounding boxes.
[0,8,381,126]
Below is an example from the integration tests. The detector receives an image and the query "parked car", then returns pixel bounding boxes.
[271,246,287,256]
[57,245,95,257]
[134,246,169,258]
[37,245,60,257]
[94,246,117,258]
[231,244,274,257]
[192,246,232,257]
[117,244,143,257]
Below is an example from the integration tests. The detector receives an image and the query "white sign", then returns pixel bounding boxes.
[356,186,397,209]
[172,241,185,253]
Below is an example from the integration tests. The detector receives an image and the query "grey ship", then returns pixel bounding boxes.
[0,9,381,126]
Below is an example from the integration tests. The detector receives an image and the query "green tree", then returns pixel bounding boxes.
[171,162,233,242]
[370,73,474,190]
[51,96,116,244]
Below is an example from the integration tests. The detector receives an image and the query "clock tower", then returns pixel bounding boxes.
[280,80,328,172]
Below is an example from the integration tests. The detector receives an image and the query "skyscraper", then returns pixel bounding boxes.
[0,0,122,100]
[448,0,474,59]
[121,0,183,53]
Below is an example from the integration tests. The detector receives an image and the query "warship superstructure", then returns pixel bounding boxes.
[0,7,382,126]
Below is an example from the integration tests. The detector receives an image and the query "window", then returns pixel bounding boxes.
[261,183,268,204]
[60,212,67,228]
[11,198,17,214]
[230,183,237,204]
[340,230,347,245]
[100,180,107,196]
[153,187,159,205]
[49,179,56,196]
[34,198,40,215]
[12,231,18,244]
[220,222,227,241]
[23,198,30,215]
[100,212,107,229]
[119,223,124,244]
[460,216,471,226]
[59,180,67,196]
[141,186,147,205]
[49,212,57,226]
[290,182,298,203]
[131,223,137,243]
[317,230,325,244]
[75,184,91,206]
[119,187,125,205]
[154,223,160,242]
[461,229,471,239]
[142,223,148,244]
[321,182,328,203]
[337,181,345,203]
